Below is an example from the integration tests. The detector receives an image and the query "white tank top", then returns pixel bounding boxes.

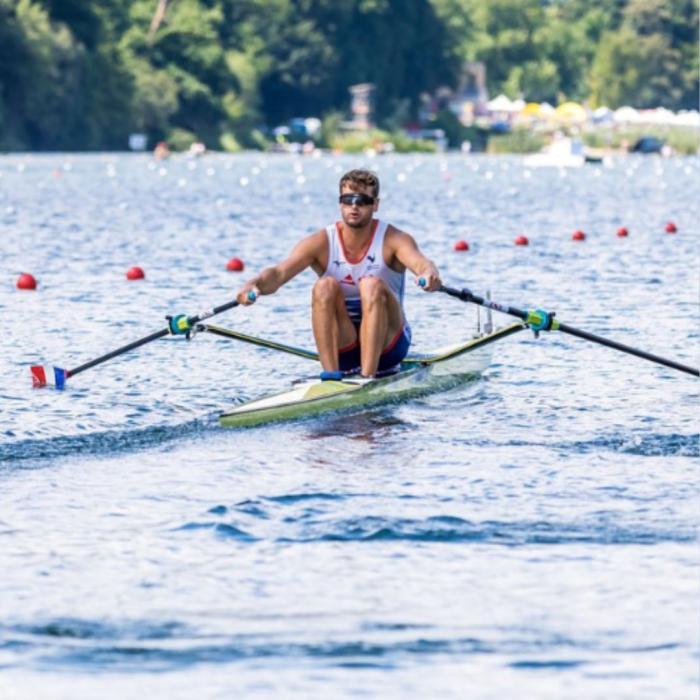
[323,219,406,324]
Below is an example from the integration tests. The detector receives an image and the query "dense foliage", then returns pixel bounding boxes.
[0,0,697,150]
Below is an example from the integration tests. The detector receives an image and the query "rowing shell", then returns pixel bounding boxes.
[218,322,525,428]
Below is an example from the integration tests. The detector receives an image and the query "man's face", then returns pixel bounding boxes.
[339,184,378,229]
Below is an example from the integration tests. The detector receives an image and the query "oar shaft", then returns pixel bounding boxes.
[557,322,699,376]
[68,329,169,377]
[67,300,241,378]
[199,299,241,321]
[439,285,699,378]
[201,324,319,360]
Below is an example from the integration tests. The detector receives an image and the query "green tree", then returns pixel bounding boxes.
[255,0,461,125]
[589,0,698,108]
[5,0,86,149]
[0,0,697,150]
[462,0,546,97]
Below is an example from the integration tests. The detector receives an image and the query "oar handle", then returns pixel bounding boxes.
[439,285,529,322]
[437,285,699,378]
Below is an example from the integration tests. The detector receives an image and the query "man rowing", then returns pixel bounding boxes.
[236,169,441,378]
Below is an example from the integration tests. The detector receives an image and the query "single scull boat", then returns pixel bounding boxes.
[213,322,526,428]
[30,283,697,432]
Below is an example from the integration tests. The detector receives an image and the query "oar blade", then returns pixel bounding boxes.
[31,365,67,389]
[30,365,49,388]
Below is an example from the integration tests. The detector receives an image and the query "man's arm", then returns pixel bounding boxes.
[236,230,326,304]
[390,229,442,292]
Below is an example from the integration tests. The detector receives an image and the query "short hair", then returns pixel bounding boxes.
[339,169,380,198]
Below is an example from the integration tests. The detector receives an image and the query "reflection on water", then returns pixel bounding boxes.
[303,408,411,443]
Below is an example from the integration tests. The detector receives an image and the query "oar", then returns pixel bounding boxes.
[199,324,319,360]
[31,295,254,389]
[435,284,698,377]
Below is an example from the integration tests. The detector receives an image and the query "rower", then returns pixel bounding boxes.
[235,169,441,378]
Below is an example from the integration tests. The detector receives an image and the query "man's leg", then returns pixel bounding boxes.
[312,277,357,371]
[357,277,403,376]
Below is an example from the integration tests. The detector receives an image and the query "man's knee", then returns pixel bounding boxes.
[313,276,341,304]
[358,276,388,305]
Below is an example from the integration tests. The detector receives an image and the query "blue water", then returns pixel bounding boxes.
[1,152,698,699]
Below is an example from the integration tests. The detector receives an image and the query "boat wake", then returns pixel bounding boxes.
[180,510,696,547]
[0,416,218,467]
[565,432,699,457]
[0,615,681,672]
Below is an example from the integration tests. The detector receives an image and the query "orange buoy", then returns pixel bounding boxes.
[572,230,586,241]
[453,240,469,252]
[16,273,37,290]
[226,257,245,272]
[514,235,529,246]
[126,266,145,280]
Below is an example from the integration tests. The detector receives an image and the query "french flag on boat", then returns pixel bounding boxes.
[30,365,67,389]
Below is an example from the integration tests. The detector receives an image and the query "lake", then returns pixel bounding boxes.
[0,152,698,699]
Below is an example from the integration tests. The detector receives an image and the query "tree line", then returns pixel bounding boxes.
[0,0,697,151]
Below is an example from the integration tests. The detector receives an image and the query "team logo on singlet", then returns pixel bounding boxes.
[341,274,355,286]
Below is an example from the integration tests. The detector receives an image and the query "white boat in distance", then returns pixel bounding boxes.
[524,137,606,168]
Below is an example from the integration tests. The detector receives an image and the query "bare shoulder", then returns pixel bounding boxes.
[294,227,329,274]
[385,224,418,249]
[383,224,418,272]
[290,228,327,255]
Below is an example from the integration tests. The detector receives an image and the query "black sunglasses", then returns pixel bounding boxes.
[339,193,375,206]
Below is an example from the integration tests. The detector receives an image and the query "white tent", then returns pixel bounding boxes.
[592,106,613,123]
[487,94,519,113]
[673,110,700,127]
[613,106,641,124]
[638,108,676,125]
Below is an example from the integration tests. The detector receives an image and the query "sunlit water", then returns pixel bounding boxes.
[1,152,698,699]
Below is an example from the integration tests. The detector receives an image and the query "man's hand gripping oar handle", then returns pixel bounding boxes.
[30,291,256,389]
[432,283,699,378]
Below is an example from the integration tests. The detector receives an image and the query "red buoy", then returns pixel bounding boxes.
[665,221,677,233]
[126,266,145,280]
[16,273,37,290]
[616,227,629,237]
[226,257,245,272]
[572,230,586,241]
[514,235,529,246]
[453,240,469,252]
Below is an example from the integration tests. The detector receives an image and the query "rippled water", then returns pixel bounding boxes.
[1,152,698,699]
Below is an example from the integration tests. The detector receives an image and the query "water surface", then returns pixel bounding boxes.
[1,152,698,699]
